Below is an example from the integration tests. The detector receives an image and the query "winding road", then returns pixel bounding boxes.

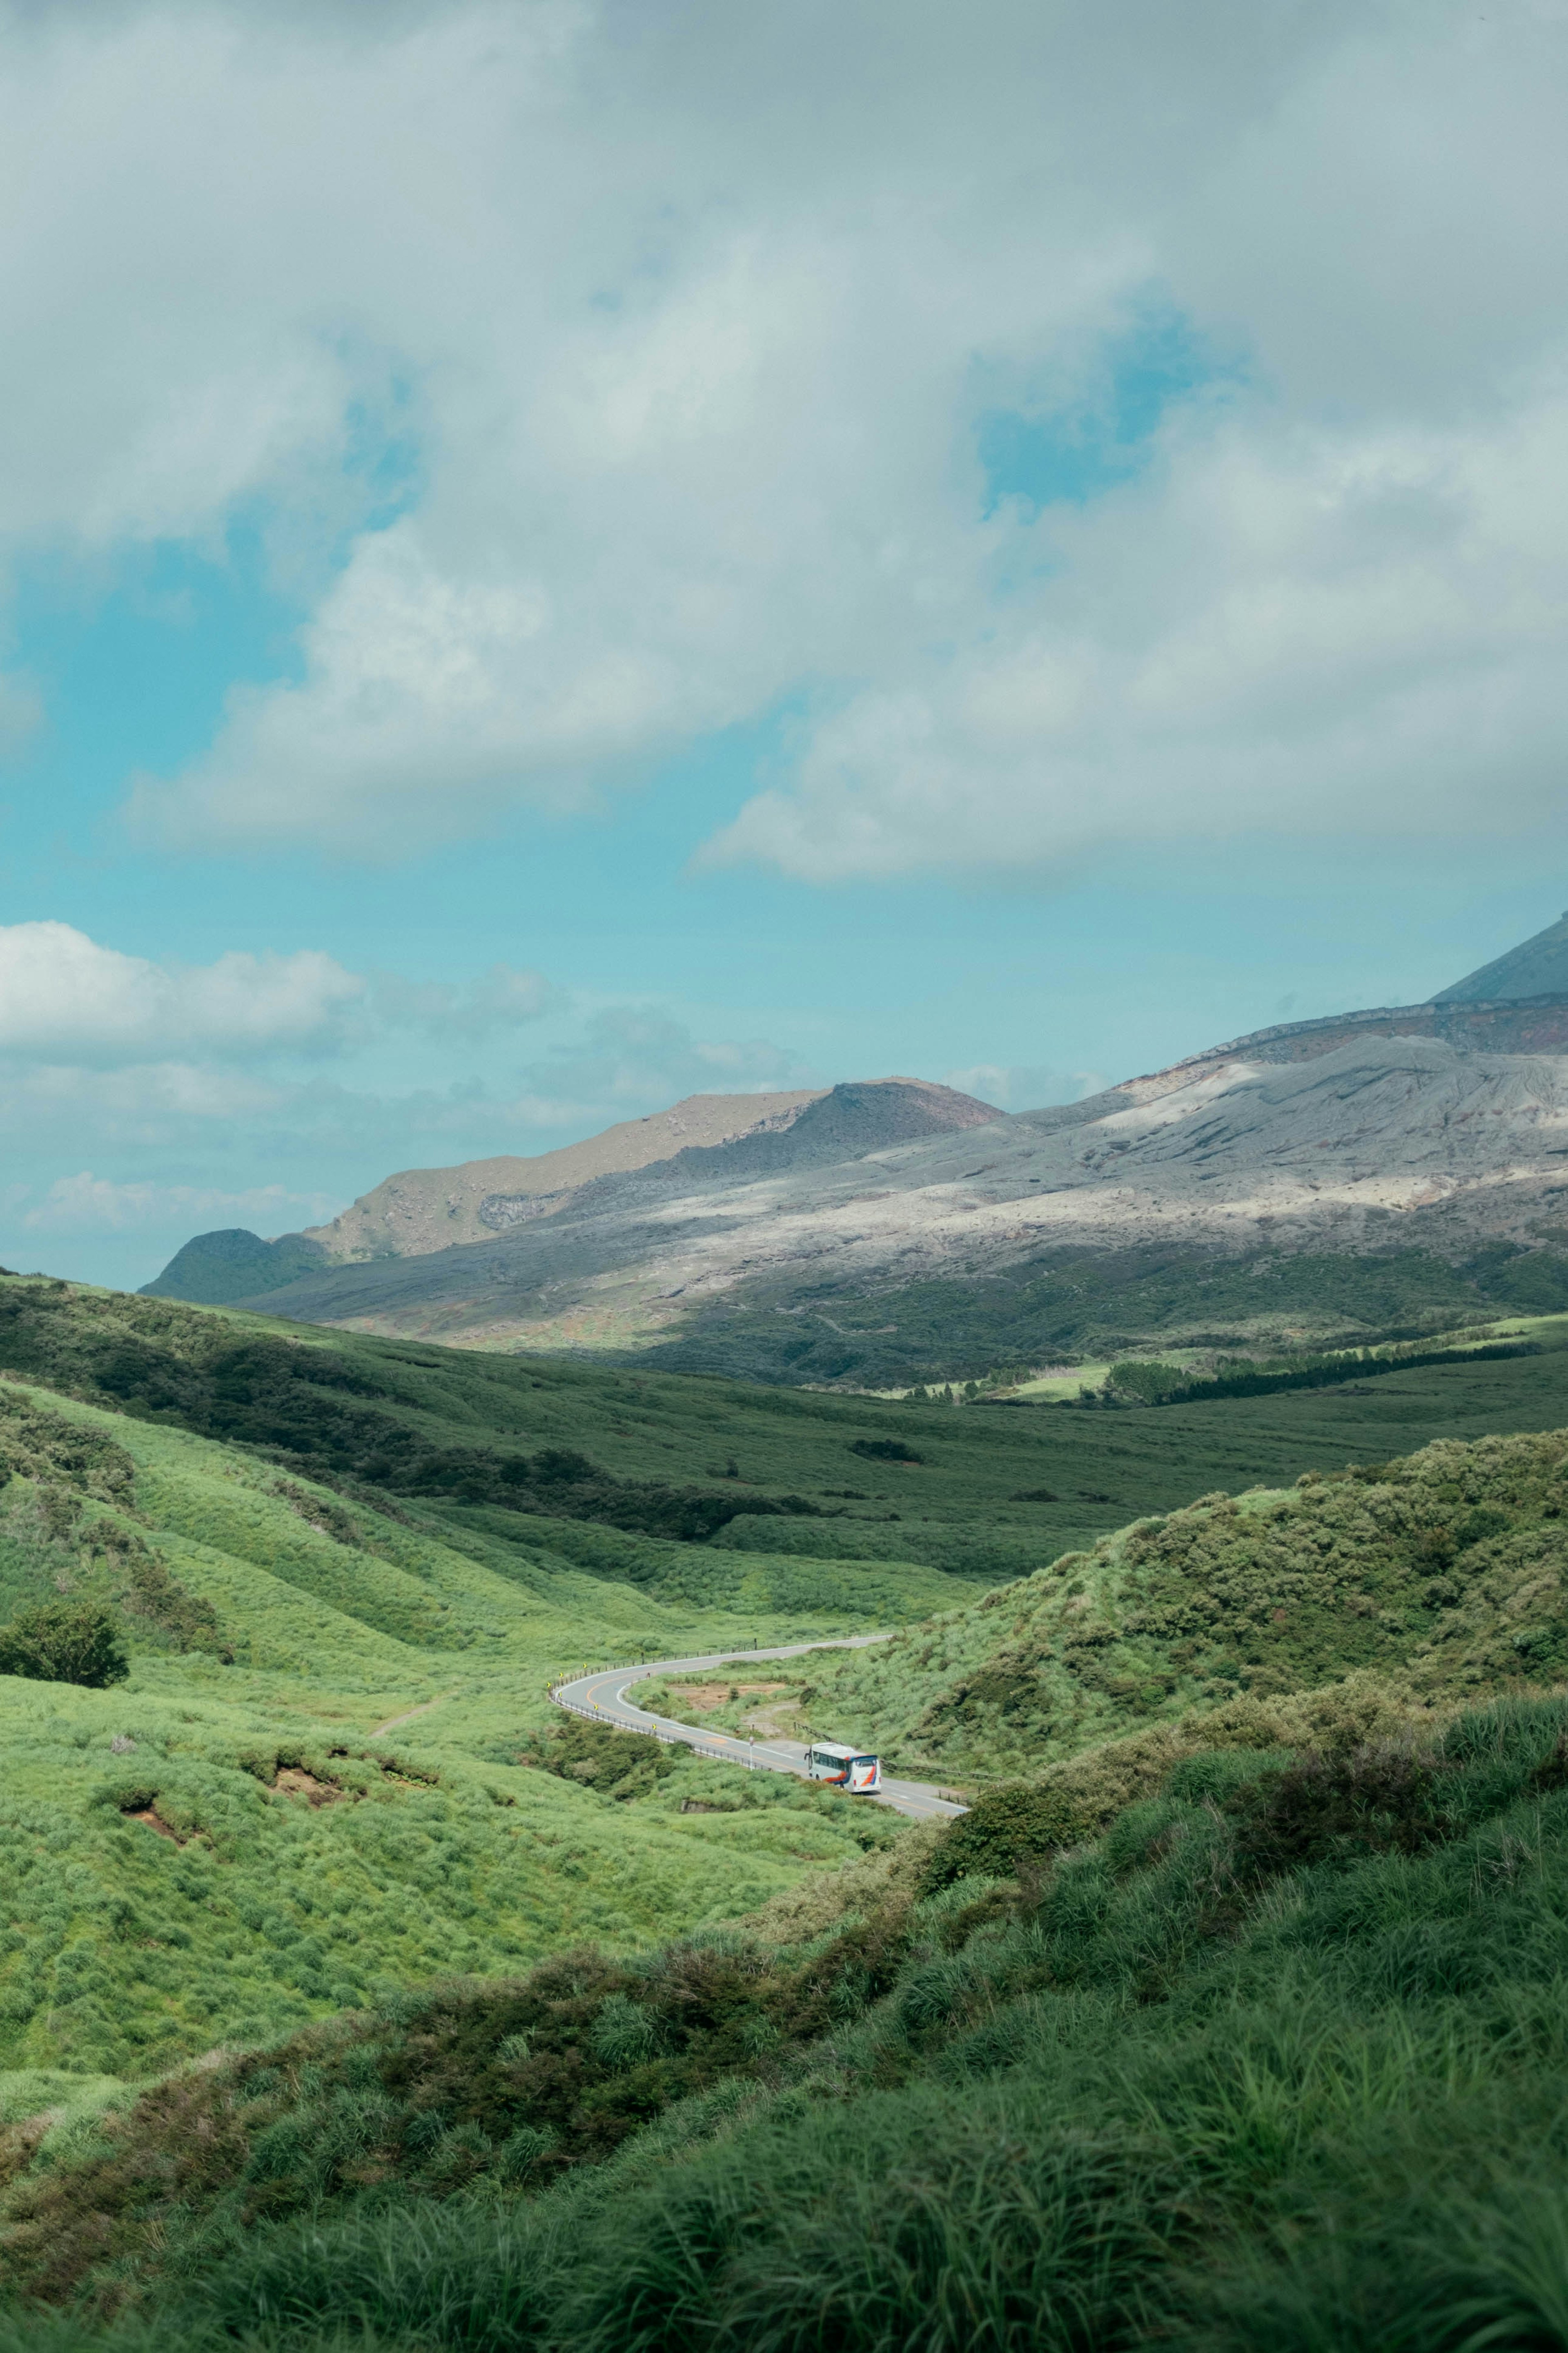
[552,1638,965,1822]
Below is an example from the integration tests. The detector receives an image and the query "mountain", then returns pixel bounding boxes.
[1431,906,1568,1003]
[141,918,1568,1381]
[141,1077,1000,1309]
[192,1006,1568,1378]
[301,1086,830,1262]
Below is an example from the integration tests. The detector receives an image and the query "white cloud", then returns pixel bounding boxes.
[20,1173,341,1234]
[0,923,558,1072]
[0,922,364,1061]
[708,389,1568,877]
[369,962,557,1039]
[0,1,1563,871]
[515,1006,813,1122]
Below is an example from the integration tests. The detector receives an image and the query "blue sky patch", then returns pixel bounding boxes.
[976,303,1241,517]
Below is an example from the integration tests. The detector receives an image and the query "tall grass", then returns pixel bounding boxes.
[15,1695,1568,2349]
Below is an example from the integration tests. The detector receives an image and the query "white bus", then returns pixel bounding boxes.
[806,1742,882,1793]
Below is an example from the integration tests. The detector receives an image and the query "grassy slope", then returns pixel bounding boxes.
[0,1374,954,2083]
[15,1274,1568,1575]
[638,1236,1568,1385]
[753,1424,1568,1781]
[11,1283,1568,2340]
[12,1685,1568,2351]
[8,1284,1568,2085]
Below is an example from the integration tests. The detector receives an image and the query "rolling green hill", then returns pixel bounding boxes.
[11,1269,1568,2342]
[724,1425,1568,1783]
[11,1677,1568,2351]
[0,1357,962,2084]
[15,1274,1568,1586]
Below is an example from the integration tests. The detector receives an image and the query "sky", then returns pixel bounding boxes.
[2,0,1566,1291]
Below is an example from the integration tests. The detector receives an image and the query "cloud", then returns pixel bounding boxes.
[0,922,364,1061]
[705,390,1568,878]
[0,2,1559,878]
[0,924,555,1075]
[514,1006,814,1123]
[20,1173,341,1234]
[368,962,557,1039]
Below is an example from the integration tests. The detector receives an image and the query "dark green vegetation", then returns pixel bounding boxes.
[0,1600,127,1687]
[763,1425,1568,1780]
[644,1238,1568,1387]
[0,1278,829,1546]
[1099,1332,1540,1409]
[141,1230,331,1307]
[15,1689,1568,2349]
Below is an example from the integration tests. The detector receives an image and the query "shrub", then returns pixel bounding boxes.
[849,1438,924,1464]
[921,1782,1093,1891]
[0,1601,128,1688]
[1225,1742,1452,1876]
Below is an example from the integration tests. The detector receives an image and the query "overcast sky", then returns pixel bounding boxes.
[2,0,1566,1288]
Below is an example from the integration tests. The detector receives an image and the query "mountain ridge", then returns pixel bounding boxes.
[139,916,1568,1380]
[194,1003,1568,1372]
[142,1077,1000,1312]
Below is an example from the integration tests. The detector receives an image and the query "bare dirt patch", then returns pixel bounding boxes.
[124,1807,181,1842]
[272,1767,348,1806]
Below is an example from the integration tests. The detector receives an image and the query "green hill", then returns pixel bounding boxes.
[138,1228,330,1306]
[10,1274,1568,2341]
[0,1358,963,2084]
[728,1425,1568,1782]
[11,1675,1568,2351]
[14,1272,1568,1586]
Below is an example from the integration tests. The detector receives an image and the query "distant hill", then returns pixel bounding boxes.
[142,1077,999,1309]
[140,914,1568,1383]
[196,995,1568,1380]
[301,1086,830,1262]
[1432,907,1568,1004]
[143,1226,331,1305]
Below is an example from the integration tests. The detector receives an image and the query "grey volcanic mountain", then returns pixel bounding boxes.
[1431,908,1568,1005]
[143,1077,999,1313]
[300,1087,831,1262]
[143,923,1568,1382]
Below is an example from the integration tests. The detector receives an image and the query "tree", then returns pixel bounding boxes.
[0,1600,129,1688]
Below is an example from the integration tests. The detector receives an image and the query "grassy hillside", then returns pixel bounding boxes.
[731,1426,1568,1781]
[12,1682,1568,2349]
[15,1273,1568,1585]
[0,1369,952,2082]
[11,1291,1568,2342]
[642,1237,1568,1385]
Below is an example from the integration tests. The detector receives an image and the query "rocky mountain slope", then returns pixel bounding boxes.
[142,914,1568,1378]
[200,1004,1568,1367]
[143,1077,999,1312]
[302,1086,832,1262]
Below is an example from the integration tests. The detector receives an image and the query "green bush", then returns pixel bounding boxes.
[921,1781,1093,1890]
[0,1601,128,1688]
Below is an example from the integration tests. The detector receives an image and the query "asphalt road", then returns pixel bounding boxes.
[552,1638,966,1822]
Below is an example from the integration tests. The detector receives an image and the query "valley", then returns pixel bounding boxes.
[13,908,1568,2346]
